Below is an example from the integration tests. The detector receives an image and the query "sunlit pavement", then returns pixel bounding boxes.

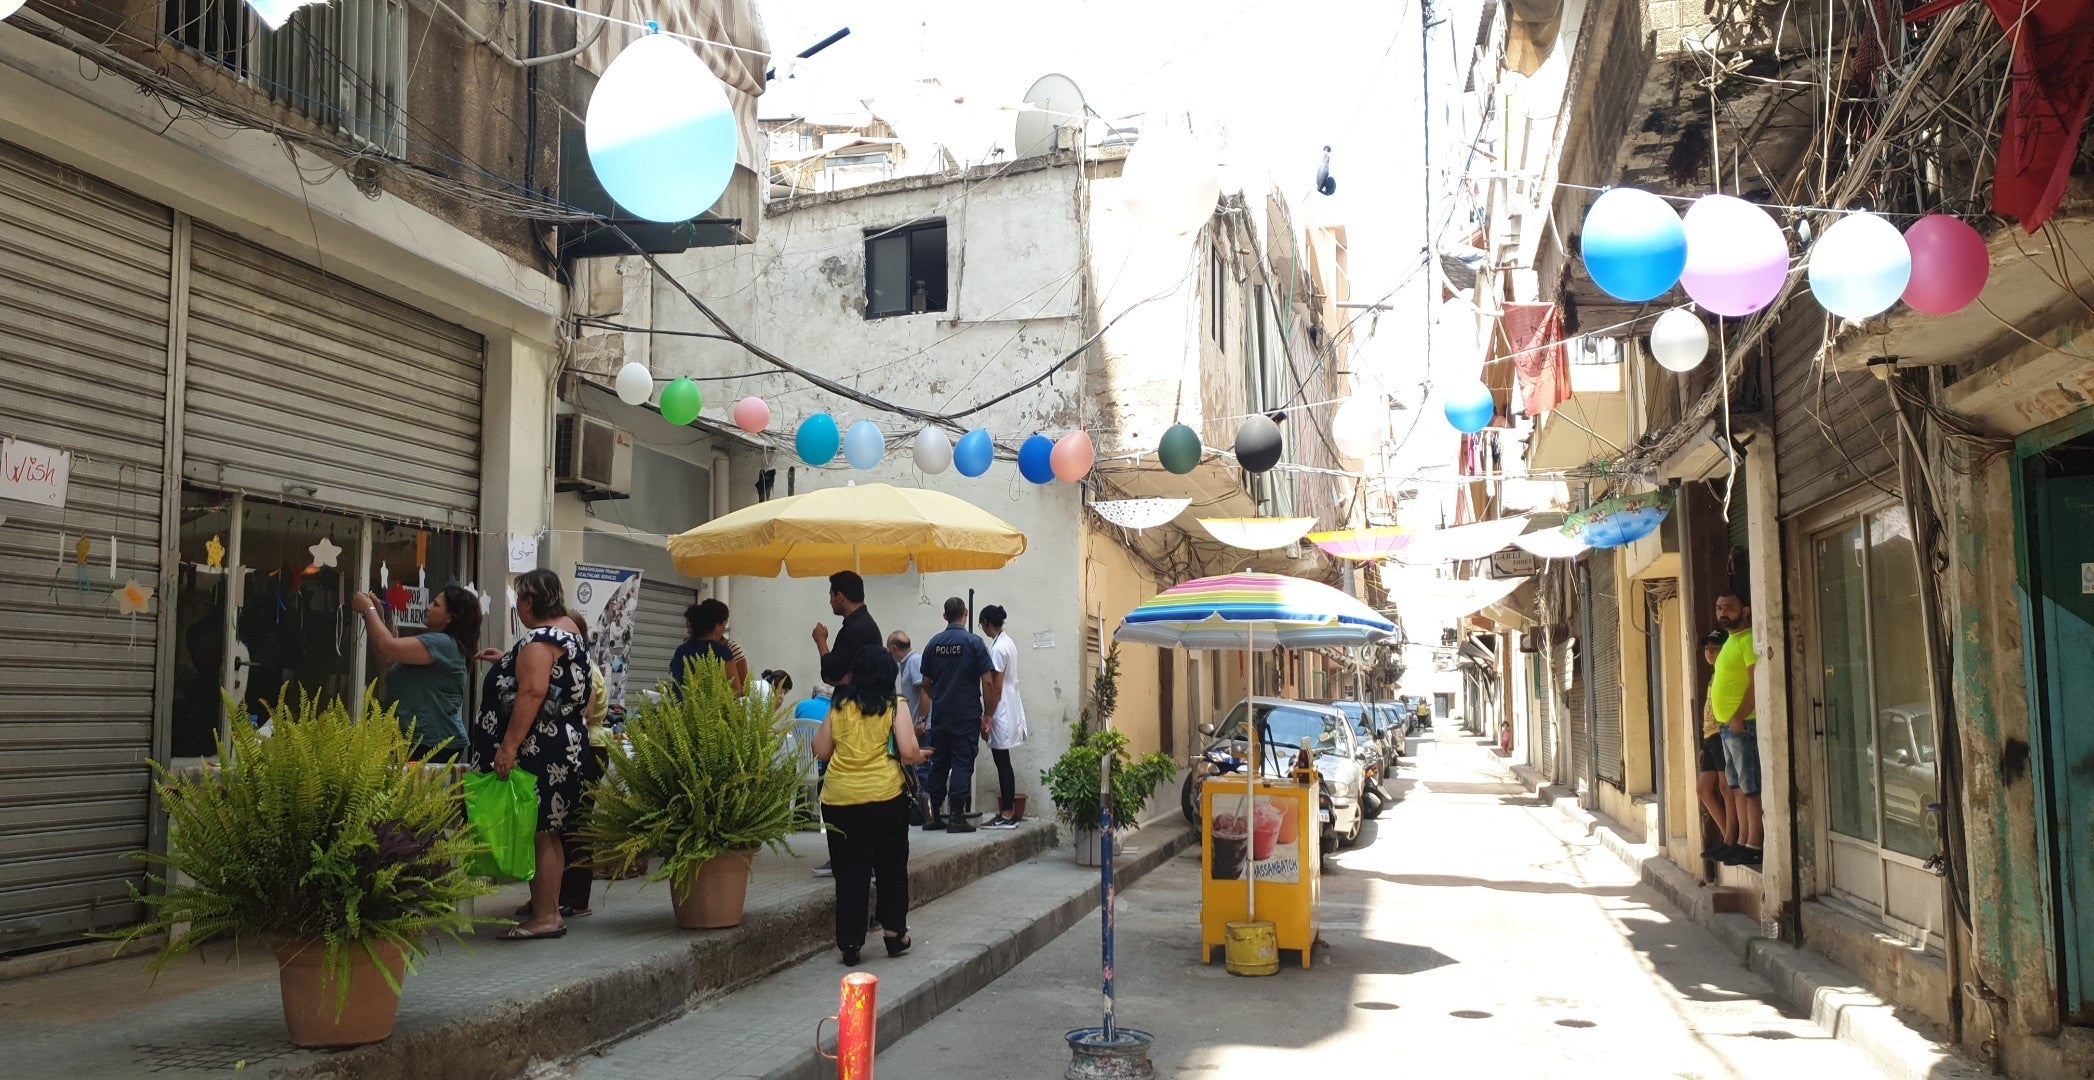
[873,725,1890,1079]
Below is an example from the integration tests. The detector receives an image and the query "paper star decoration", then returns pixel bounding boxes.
[114,578,154,615]
[309,536,342,569]
[205,534,224,569]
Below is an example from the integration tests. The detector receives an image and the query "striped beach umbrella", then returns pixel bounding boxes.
[1114,571,1396,650]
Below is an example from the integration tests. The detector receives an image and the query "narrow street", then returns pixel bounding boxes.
[873,726,1889,1079]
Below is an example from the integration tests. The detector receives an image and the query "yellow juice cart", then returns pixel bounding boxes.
[1200,775,1321,970]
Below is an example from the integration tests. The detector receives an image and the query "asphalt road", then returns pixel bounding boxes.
[873,726,1891,1080]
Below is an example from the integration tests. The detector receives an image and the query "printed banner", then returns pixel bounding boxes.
[573,563,643,713]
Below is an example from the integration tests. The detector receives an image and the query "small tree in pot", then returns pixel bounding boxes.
[113,689,494,1048]
[1041,645,1177,865]
[579,656,814,928]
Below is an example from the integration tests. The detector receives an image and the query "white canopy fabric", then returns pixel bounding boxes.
[1389,515,1531,565]
[1511,526,1592,560]
[1198,517,1318,551]
[1377,569,1525,621]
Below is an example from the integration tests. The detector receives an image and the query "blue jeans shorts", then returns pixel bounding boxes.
[1720,724,1761,796]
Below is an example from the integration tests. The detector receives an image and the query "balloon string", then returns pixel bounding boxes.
[522,0,772,62]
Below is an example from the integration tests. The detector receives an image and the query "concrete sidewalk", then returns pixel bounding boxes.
[0,821,1060,1080]
[553,819,1198,1080]
[1506,754,1988,1080]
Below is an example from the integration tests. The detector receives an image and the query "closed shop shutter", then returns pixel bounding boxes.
[182,227,484,527]
[0,142,172,951]
[1769,305,1899,518]
[1566,631,1589,790]
[1591,560,1625,786]
[634,578,697,694]
[1533,646,1554,776]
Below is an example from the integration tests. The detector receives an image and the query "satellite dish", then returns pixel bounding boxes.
[1013,73,1086,160]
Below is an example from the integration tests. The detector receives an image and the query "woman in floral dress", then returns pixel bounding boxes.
[470,568,591,941]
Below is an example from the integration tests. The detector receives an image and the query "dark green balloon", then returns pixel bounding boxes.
[1235,414,1283,474]
[1158,423,1202,475]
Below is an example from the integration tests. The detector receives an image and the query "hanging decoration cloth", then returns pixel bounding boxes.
[1389,515,1531,565]
[1376,568,1526,621]
[1091,498,1192,531]
[1510,526,1593,561]
[1306,525,1413,561]
[1562,491,1673,550]
[1198,517,1317,551]
[666,482,1028,577]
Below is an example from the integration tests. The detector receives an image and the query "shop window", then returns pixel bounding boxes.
[164,0,410,156]
[864,221,947,318]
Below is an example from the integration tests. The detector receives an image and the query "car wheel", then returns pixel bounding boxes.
[1363,788,1385,820]
[1180,770,1203,826]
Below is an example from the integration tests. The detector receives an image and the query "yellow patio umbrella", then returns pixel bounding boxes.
[666,482,1029,578]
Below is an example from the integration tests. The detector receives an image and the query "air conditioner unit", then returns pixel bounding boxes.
[554,414,633,497]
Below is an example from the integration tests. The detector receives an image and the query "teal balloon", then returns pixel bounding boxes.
[1018,434,1055,484]
[659,378,702,426]
[796,413,840,465]
[1442,381,1496,434]
[843,420,884,469]
[954,428,994,477]
[1158,423,1202,475]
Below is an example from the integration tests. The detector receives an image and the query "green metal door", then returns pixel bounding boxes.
[2030,471,2094,1018]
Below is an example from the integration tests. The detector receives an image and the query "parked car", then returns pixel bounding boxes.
[1181,697,1367,850]
[1368,701,1410,759]
[1324,700,1398,780]
[1876,702,1941,857]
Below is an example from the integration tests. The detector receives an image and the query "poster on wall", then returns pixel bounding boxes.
[1206,790,1304,884]
[573,563,643,713]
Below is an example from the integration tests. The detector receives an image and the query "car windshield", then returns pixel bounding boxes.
[1370,703,1401,728]
[1216,701,1351,757]
[1328,701,1374,740]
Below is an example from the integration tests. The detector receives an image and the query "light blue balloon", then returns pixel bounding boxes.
[1442,380,1496,434]
[1017,434,1055,484]
[1582,188,1688,303]
[585,35,740,223]
[796,413,840,466]
[843,420,885,470]
[954,429,994,477]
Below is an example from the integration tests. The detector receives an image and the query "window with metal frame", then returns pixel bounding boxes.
[864,220,947,318]
[164,0,410,157]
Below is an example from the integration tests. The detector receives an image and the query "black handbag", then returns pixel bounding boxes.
[888,732,930,825]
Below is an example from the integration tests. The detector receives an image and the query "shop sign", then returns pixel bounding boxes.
[0,437,70,508]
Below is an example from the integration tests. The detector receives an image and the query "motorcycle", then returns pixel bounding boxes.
[1181,736,1351,856]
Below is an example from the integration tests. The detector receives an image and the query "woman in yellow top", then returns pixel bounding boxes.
[812,643,926,965]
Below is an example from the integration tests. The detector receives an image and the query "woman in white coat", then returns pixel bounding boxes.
[979,605,1028,829]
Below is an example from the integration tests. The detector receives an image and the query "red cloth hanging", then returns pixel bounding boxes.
[1907,0,2094,232]
[1501,302,1570,417]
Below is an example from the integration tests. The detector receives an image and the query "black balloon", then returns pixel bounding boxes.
[1235,414,1283,474]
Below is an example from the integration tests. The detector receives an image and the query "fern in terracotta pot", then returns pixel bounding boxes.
[111,689,494,1048]
[579,656,815,928]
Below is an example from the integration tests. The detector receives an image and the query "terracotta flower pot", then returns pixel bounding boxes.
[274,938,408,1048]
[1011,793,1029,822]
[672,849,757,929]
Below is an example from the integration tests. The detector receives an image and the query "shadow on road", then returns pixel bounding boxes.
[1350,870,1638,897]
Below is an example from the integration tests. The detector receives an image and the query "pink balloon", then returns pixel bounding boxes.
[1680,194,1790,317]
[731,396,770,433]
[1050,430,1095,481]
[1901,215,1990,315]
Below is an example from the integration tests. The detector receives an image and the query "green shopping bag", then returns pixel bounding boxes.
[462,767,538,882]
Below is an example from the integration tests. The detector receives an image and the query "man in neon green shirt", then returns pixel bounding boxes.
[1711,591,1761,867]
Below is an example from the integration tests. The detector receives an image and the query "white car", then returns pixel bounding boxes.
[1184,696,1368,851]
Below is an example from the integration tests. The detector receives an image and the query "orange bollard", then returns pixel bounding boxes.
[817,972,878,1080]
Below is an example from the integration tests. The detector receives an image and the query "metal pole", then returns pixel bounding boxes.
[836,972,876,1080]
[1100,752,1115,1040]
[1246,625,1257,920]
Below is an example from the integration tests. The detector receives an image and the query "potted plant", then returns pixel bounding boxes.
[112,689,494,1048]
[1041,646,1178,866]
[580,656,814,928]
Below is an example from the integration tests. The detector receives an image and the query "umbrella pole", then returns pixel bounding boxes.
[1247,625,1257,921]
[1100,751,1115,1040]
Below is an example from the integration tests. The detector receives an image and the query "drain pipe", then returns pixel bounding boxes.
[710,448,730,606]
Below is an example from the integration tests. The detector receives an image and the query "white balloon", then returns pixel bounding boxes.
[1648,309,1710,373]
[614,362,654,405]
[0,0,29,19]
[1807,211,1913,320]
[585,34,738,223]
[1331,394,1386,460]
[1120,124,1221,237]
[912,427,953,473]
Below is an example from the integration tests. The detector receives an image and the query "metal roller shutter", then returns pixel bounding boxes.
[0,142,172,951]
[1534,644,1554,776]
[1566,633,1589,791]
[1592,560,1625,786]
[182,227,484,527]
[633,578,697,695]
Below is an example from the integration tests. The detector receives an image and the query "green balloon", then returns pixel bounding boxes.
[1158,423,1202,475]
[660,377,702,426]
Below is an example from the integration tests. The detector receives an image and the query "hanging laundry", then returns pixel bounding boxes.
[1503,301,1571,417]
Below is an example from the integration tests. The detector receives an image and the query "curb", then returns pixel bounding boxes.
[280,824,1060,1080]
[1507,766,1985,1080]
[753,820,1197,1080]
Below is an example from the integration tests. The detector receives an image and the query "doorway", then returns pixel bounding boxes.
[2020,430,2094,1020]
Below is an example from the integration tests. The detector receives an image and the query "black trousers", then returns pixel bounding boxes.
[558,747,610,912]
[990,747,1016,812]
[924,726,979,814]
[823,795,911,950]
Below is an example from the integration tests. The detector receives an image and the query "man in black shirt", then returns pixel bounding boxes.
[917,597,1000,833]
[812,571,881,689]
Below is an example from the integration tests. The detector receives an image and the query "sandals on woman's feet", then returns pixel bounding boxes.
[494,924,568,941]
[512,903,590,919]
[884,933,912,958]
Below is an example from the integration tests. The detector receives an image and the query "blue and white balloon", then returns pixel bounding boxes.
[843,420,885,470]
[1581,188,1688,302]
[1441,380,1496,434]
[584,33,739,223]
[1807,211,1912,320]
